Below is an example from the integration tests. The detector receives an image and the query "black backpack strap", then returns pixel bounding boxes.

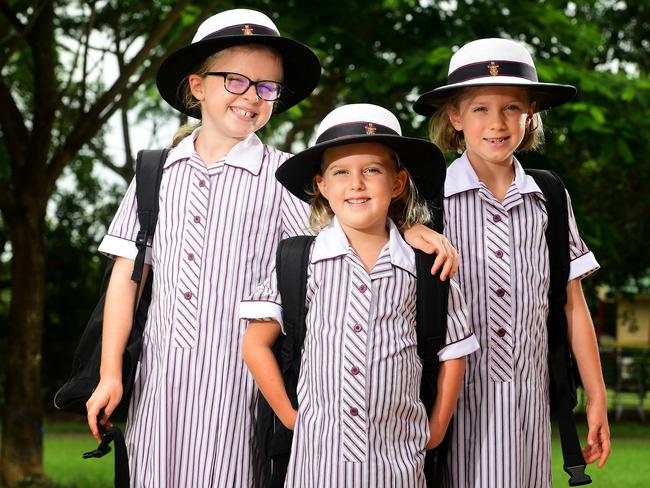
[528,169,591,486]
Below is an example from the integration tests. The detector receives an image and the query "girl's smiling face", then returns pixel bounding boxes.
[448,86,535,170]
[188,45,283,143]
[315,143,407,237]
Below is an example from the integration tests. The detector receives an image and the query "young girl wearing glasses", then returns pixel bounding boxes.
[85,9,459,487]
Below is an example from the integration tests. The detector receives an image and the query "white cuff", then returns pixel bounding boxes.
[438,334,480,361]
[98,235,152,264]
[569,252,599,281]
[239,301,284,330]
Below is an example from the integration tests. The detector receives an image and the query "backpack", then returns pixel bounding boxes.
[255,200,451,487]
[54,148,169,488]
[528,169,592,487]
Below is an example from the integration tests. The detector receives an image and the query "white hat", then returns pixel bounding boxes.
[413,38,576,115]
[157,9,321,118]
[276,104,446,202]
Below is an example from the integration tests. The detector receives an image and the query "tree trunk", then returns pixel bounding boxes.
[0,209,46,486]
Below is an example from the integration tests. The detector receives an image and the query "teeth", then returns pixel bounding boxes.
[487,137,505,143]
[347,199,368,204]
[232,108,254,118]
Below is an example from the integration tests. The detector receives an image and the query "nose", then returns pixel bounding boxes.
[241,83,260,102]
[349,171,365,190]
[488,110,507,130]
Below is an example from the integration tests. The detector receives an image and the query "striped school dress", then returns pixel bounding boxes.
[442,153,599,488]
[240,217,479,487]
[98,129,309,487]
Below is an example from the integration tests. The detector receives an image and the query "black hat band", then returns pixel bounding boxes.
[316,122,399,144]
[447,60,538,85]
[201,23,279,41]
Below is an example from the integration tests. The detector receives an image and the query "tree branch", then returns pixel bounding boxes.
[0,0,50,71]
[0,78,29,168]
[88,139,133,182]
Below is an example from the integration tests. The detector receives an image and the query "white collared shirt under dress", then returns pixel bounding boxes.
[98,129,309,487]
[240,217,479,488]
[442,153,599,488]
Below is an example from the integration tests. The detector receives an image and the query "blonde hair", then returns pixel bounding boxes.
[428,87,544,153]
[170,44,283,147]
[307,150,432,232]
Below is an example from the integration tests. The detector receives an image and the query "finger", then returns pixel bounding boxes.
[449,250,460,278]
[86,405,101,443]
[430,252,445,276]
[587,425,598,446]
[439,256,453,281]
[598,435,611,468]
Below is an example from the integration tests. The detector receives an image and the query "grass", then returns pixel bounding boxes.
[36,417,650,488]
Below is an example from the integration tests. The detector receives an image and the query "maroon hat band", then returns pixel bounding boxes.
[447,60,538,84]
[316,122,398,144]
[201,23,279,41]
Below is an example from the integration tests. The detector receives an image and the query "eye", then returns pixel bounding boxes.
[332,169,348,176]
[505,104,521,112]
[472,106,487,113]
[364,167,381,174]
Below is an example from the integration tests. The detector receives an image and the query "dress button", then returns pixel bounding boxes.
[187,253,195,261]
[183,291,192,300]
[496,288,506,297]
[493,214,502,223]
[198,179,206,188]
[353,324,363,333]
[193,215,201,223]
[349,407,359,417]
[497,328,506,337]
[495,250,504,258]
[350,366,360,375]
[358,284,367,293]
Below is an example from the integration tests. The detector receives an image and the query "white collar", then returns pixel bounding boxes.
[444,151,544,198]
[165,128,265,175]
[311,217,416,275]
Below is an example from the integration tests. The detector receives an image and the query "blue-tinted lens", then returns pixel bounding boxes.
[256,82,281,101]
[224,74,250,94]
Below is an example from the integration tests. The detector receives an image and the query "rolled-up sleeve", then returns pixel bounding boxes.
[98,178,152,264]
[438,276,480,361]
[239,268,284,330]
[566,190,599,281]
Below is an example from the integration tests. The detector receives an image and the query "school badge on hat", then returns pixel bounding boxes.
[157,9,321,118]
[276,104,446,203]
[413,38,577,115]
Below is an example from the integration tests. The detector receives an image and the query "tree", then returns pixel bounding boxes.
[0,1,223,483]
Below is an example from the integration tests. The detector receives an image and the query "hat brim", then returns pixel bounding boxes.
[276,135,446,203]
[157,35,321,118]
[413,79,577,115]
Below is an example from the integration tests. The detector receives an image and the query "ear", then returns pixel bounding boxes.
[447,106,463,131]
[526,101,538,127]
[188,74,205,101]
[315,174,328,200]
[392,170,408,198]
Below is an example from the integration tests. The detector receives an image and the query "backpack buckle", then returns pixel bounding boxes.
[82,426,114,459]
[135,229,148,251]
[564,464,591,486]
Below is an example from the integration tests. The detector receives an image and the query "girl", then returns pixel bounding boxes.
[413,38,611,487]
[85,10,458,487]
[240,104,479,487]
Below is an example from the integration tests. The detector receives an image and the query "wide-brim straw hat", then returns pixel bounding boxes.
[276,103,446,202]
[413,38,576,115]
[157,9,321,118]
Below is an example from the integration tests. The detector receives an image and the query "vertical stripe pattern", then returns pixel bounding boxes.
[442,153,599,488]
[98,132,309,487]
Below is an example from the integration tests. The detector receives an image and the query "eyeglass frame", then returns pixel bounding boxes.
[205,71,284,101]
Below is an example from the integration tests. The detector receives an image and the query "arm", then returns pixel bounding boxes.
[565,278,610,468]
[85,257,150,442]
[426,357,465,449]
[242,321,298,430]
[403,224,459,280]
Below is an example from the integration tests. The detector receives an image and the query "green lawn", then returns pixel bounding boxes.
[39,418,650,487]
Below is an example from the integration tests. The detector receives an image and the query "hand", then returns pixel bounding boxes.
[582,400,610,468]
[86,377,123,442]
[281,408,298,431]
[402,224,459,280]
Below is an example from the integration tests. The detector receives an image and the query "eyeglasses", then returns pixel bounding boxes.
[206,72,284,101]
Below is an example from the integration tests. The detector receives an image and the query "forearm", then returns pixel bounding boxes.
[100,256,145,380]
[428,357,465,447]
[242,321,296,428]
[565,279,606,404]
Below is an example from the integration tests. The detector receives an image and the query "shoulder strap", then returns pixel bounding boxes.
[527,169,591,486]
[131,149,169,283]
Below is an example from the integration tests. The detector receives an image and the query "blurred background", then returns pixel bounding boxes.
[1,0,649,486]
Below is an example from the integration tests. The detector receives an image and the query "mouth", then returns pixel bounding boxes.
[345,198,369,206]
[484,136,510,144]
[230,106,258,120]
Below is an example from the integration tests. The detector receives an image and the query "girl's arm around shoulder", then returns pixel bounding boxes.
[403,224,459,280]
[427,357,465,450]
[565,278,610,468]
[242,321,297,430]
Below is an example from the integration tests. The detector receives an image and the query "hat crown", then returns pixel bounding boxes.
[192,9,280,43]
[448,38,535,75]
[316,104,402,140]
